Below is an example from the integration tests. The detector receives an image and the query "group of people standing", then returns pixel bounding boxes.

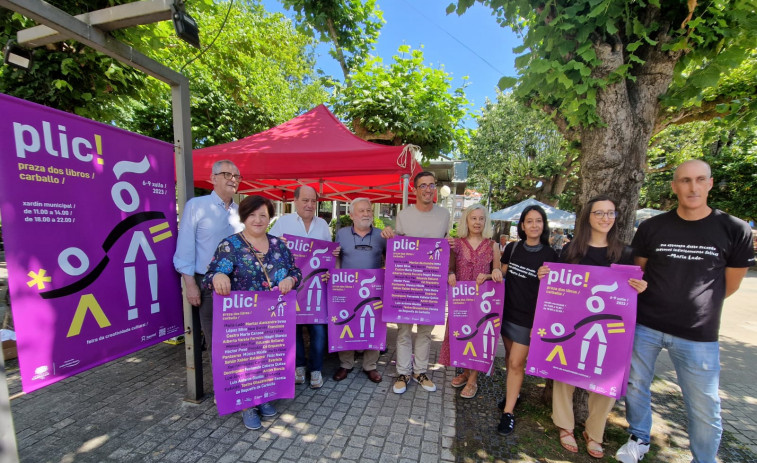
[174,159,754,463]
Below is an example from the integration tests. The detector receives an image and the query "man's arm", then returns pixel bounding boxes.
[634,256,648,272]
[725,267,749,298]
[173,200,202,306]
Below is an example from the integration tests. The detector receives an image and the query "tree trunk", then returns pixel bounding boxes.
[578,36,681,243]
[325,17,350,81]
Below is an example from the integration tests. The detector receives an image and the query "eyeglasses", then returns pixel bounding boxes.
[353,232,373,251]
[416,183,436,191]
[215,171,242,181]
[591,210,617,219]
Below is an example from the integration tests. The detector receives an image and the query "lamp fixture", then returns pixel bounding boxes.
[172,2,200,49]
[3,40,33,70]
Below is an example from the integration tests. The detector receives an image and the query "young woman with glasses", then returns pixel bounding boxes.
[538,195,647,458]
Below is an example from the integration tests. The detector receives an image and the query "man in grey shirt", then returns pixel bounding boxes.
[333,197,387,383]
[381,171,451,394]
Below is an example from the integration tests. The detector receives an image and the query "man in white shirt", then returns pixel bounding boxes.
[269,185,331,388]
[381,172,451,394]
[173,160,243,359]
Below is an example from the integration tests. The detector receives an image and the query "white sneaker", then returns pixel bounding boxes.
[615,435,650,462]
[310,370,323,389]
[295,366,306,385]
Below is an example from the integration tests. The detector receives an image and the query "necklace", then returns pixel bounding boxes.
[238,232,272,288]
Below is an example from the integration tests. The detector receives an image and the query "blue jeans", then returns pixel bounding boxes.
[624,324,721,463]
[296,324,326,371]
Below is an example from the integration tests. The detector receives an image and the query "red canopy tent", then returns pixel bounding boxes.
[192,105,420,203]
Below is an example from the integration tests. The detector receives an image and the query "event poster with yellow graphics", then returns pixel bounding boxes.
[0,94,183,392]
[383,237,449,325]
[526,263,643,398]
[327,269,386,352]
[283,234,338,325]
[448,280,505,373]
[212,291,295,415]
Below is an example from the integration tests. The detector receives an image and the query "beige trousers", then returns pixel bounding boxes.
[395,323,434,375]
[551,380,615,443]
[338,349,380,371]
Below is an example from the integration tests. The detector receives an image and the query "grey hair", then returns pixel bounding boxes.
[674,159,712,179]
[349,197,371,212]
[212,159,237,174]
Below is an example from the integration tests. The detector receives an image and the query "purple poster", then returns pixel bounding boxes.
[526,263,643,398]
[383,237,449,325]
[212,291,296,415]
[283,234,338,324]
[327,269,387,353]
[448,281,505,373]
[0,94,183,393]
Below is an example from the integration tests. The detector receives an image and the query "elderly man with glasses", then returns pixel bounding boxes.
[332,197,388,383]
[174,160,243,364]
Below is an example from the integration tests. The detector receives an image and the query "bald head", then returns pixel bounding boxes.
[673,159,711,180]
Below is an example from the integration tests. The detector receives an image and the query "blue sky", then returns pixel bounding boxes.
[262,0,522,125]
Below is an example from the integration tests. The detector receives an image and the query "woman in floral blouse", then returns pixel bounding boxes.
[203,195,301,431]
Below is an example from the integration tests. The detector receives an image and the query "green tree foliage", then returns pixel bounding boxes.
[451,0,757,240]
[331,45,471,159]
[281,0,384,79]
[1,1,326,146]
[122,1,327,146]
[0,1,153,122]
[641,121,757,221]
[467,90,576,209]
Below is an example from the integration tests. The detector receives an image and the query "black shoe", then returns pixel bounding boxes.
[497,412,515,435]
[497,394,519,412]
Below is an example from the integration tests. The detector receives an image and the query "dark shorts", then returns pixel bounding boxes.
[500,320,531,346]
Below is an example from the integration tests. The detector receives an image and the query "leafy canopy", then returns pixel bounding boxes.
[450,0,757,133]
[331,45,471,159]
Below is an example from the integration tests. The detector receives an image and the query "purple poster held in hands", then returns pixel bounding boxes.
[383,237,449,325]
[0,94,183,393]
[448,281,505,373]
[328,269,387,352]
[283,234,338,324]
[526,263,643,398]
[212,291,296,416]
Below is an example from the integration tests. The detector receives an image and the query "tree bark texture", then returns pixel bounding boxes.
[578,32,682,243]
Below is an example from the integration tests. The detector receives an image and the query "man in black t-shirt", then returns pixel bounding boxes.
[616,160,755,463]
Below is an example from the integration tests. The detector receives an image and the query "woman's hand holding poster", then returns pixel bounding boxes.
[448,280,505,373]
[327,269,387,352]
[283,235,338,324]
[526,263,643,398]
[212,291,296,415]
[383,237,449,325]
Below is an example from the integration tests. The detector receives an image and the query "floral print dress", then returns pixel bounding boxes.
[203,233,301,292]
[439,237,495,366]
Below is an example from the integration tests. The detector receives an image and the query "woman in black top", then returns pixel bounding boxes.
[539,195,646,458]
[496,205,557,436]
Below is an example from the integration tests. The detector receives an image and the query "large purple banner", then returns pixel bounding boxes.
[526,263,643,398]
[383,237,449,325]
[327,269,387,353]
[283,234,338,324]
[212,291,295,415]
[448,281,505,373]
[0,94,182,392]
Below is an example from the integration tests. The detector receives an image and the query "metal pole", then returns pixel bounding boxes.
[0,348,19,463]
[401,174,410,209]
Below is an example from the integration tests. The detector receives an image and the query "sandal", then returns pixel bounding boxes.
[582,431,604,458]
[559,428,578,453]
[460,382,478,399]
[451,372,469,388]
